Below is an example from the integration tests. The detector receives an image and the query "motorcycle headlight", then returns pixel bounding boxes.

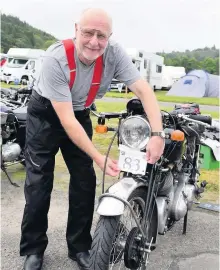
[119,116,151,150]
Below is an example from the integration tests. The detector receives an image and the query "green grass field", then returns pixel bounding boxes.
[105,89,219,106]
[1,82,219,106]
[95,100,219,119]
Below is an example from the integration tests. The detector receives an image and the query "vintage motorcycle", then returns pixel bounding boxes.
[89,99,216,270]
[0,86,32,186]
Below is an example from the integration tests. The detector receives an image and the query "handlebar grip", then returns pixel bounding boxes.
[107,127,117,132]
[8,100,22,105]
[188,115,212,125]
[18,89,32,94]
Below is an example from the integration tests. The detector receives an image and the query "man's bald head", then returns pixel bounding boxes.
[75,8,113,64]
[78,8,112,34]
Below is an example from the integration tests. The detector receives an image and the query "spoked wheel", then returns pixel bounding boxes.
[90,188,153,270]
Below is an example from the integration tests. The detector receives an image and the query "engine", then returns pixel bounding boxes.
[2,142,21,162]
[170,172,197,220]
[156,171,197,234]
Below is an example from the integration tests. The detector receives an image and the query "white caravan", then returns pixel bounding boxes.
[161,65,186,89]
[111,48,164,91]
[2,48,45,84]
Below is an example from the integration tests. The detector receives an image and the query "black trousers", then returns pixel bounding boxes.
[20,92,96,256]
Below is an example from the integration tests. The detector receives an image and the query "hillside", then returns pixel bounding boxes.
[1,14,58,53]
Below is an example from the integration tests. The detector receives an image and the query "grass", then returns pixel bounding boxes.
[1,82,219,106]
[95,100,219,119]
[1,82,21,89]
[105,89,219,106]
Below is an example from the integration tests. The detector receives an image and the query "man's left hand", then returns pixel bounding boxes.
[146,136,165,164]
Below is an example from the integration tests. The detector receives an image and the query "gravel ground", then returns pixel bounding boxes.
[1,167,219,270]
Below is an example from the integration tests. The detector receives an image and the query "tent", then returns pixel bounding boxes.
[166,70,219,97]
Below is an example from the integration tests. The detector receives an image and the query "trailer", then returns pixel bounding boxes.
[111,48,164,91]
[161,65,186,89]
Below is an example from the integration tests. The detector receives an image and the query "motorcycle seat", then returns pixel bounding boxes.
[13,106,27,121]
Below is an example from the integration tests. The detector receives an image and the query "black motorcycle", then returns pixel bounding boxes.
[89,99,217,269]
[0,86,32,186]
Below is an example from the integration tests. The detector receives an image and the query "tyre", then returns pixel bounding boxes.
[90,188,152,270]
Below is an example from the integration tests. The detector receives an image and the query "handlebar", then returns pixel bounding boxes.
[17,89,32,94]
[187,114,212,125]
[7,100,22,106]
[91,110,127,119]
[180,114,219,132]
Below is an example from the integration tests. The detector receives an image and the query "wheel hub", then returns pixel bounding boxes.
[124,227,144,269]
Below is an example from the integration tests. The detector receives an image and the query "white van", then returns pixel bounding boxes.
[2,48,45,84]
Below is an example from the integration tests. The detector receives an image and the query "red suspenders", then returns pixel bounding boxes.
[62,39,103,108]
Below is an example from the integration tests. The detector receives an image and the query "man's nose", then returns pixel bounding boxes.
[89,34,99,46]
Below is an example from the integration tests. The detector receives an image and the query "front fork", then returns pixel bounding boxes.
[98,164,161,252]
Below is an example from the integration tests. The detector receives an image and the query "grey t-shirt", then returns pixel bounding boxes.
[34,39,141,111]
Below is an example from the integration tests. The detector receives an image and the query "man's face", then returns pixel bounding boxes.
[75,17,111,62]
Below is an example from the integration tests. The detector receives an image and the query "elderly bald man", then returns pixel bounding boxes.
[20,8,165,270]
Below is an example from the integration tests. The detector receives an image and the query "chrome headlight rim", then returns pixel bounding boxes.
[119,115,151,150]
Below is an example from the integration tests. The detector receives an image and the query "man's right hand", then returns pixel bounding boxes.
[95,155,121,177]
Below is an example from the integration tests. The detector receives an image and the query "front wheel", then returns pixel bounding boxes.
[90,188,154,270]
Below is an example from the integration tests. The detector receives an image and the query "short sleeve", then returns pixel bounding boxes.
[113,45,141,86]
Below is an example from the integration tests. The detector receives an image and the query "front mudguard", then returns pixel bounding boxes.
[96,177,145,216]
[96,176,159,248]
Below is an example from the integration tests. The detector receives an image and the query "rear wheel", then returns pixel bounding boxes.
[90,188,153,270]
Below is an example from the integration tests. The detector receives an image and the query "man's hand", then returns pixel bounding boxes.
[146,136,165,164]
[95,155,121,177]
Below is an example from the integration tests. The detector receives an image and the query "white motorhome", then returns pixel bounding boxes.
[161,65,186,89]
[2,48,45,84]
[111,48,164,91]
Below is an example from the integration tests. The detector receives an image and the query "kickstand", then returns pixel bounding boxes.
[183,211,188,235]
[1,166,20,187]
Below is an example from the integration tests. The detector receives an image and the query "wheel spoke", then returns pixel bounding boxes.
[109,198,145,268]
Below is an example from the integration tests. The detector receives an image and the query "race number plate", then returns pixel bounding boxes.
[118,144,147,175]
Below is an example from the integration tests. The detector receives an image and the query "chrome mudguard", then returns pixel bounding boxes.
[96,177,145,216]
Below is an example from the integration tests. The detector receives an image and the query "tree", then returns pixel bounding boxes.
[26,31,35,47]
[43,40,56,50]
[201,57,216,74]
[1,13,57,52]
[215,58,219,75]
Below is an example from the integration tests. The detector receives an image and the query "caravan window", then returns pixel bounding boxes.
[12,59,28,65]
[156,65,162,73]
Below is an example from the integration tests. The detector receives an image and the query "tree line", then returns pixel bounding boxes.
[157,47,219,75]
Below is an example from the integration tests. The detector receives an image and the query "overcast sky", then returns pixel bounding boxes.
[1,0,220,53]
